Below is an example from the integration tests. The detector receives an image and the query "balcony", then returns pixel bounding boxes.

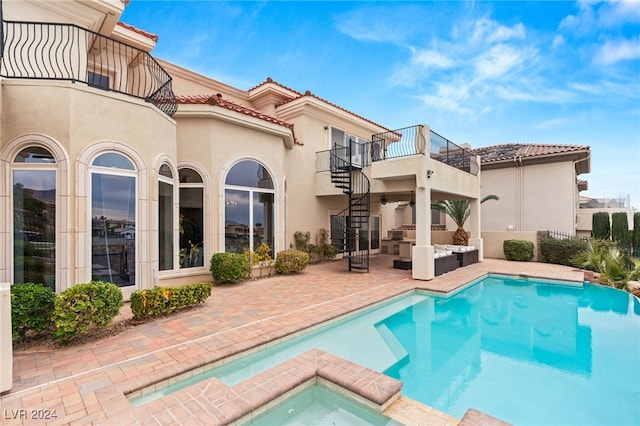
[0,20,176,117]
[315,125,478,175]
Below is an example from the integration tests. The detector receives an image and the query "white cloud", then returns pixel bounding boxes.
[594,0,640,27]
[593,36,640,64]
[534,117,571,130]
[412,48,455,69]
[473,44,538,81]
[470,17,526,45]
[552,35,566,49]
[560,0,640,34]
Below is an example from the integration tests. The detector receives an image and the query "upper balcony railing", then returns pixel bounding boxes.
[429,130,478,175]
[315,125,478,175]
[0,20,177,117]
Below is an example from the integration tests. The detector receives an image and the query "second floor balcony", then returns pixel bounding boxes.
[1,19,177,117]
[315,125,479,176]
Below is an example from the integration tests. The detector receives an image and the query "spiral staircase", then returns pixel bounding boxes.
[329,140,370,272]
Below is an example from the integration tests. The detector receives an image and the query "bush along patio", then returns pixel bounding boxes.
[539,234,640,297]
[10,280,214,345]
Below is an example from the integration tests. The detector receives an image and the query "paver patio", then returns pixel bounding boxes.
[1,254,584,425]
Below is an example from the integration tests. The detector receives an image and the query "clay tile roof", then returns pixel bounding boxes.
[249,77,388,132]
[470,143,590,164]
[277,90,389,132]
[248,77,303,96]
[176,94,300,144]
[117,21,159,42]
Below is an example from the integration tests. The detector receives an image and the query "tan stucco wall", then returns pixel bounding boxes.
[1,80,176,295]
[174,112,289,256]
[481,162,577,234]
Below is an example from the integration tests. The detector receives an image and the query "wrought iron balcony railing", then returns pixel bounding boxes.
[315,125,478,176]
[1,20,177,117]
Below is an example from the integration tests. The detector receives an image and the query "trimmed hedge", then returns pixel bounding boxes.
[51,281,123,344]
[503,239,534,261]
[591,212,610,240]
[633,212,640,249]
[611,212,629,248]
[210,252,251,283]
[539,237,589,266]
[275,249,309,274]
[10,283,56,341]
[130,282,212,320]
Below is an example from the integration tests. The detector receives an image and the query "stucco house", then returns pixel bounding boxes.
[472,143,591,234]
[0,0,484,297]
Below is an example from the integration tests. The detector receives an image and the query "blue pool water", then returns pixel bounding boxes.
[381,276,640,425]
[244,382,401,425]
[134,275,640,425]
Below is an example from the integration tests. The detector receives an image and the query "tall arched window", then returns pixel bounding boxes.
[12,146,57,290]
[179,168,204,268]
[224,160,274,254]
[90,152,136,287]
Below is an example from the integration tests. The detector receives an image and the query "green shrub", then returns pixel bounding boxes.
[52,281,123,344]
[293,231,311,252]
[591,212,610,240]
[10,283,56,341]
[633,212,640,249]
[612,212,629,249]
[130,282,212,320]
[540,237,589,266]
[245,243,273,266]
[503,239,534,261]
[317,228,337,261]
[275,249,309,274]
[210,252,250,283]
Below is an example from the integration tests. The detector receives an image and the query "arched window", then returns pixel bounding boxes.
[158,164,174,271]
[90,152,136,287]
[12,146,57,290]
[179,168,204,268]
[224,160,274,254]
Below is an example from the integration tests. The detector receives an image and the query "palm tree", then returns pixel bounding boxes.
[431,195,499,246]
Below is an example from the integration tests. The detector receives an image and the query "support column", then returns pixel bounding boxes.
[412,186,434,280]
[1,282,12,392]
[468,197,483,261]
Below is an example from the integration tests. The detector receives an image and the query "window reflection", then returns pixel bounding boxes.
[224,161,275,254]
[13,170,56,290]
[225,160,273,189]
[179,168,204,268]
[159,179,173,271]
[225,189,250,253]
[91,158,136,286]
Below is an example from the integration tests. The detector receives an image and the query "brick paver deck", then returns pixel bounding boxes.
[1,255,583,425]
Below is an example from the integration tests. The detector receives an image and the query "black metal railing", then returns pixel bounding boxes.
[546,230,590,242]
[0,19,177,117]
[371,125,426,161]
[429,130,478,175]
[315,125,478,176]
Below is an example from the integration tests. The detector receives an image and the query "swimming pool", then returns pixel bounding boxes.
[244,381,401,426]
[134,275,640,425]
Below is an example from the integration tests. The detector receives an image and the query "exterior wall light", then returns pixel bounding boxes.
[380,194,388,205]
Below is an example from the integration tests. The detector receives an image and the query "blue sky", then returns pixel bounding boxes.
[121,1,640,209]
